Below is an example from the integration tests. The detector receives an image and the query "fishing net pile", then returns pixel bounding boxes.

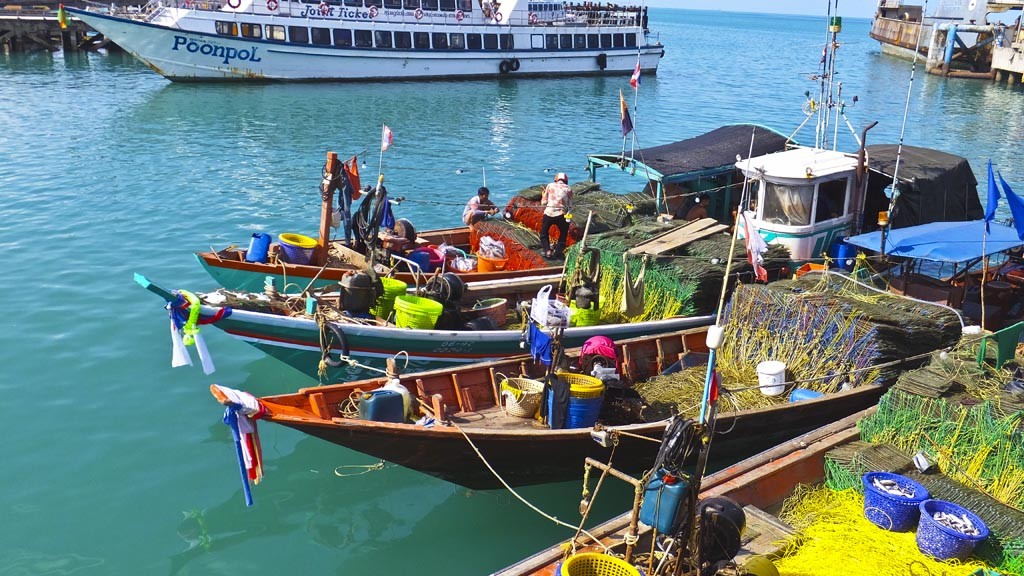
[770,486,996,576]
[634,273,963,420]
[468,220,548,271]
[503,180,659,247]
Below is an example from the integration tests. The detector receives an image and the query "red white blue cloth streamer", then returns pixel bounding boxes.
[213,385,265,507]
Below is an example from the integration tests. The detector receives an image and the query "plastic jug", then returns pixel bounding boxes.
[358,390,405,423]
[380,378,412,418]
[245,233,272,263]
[639,471,691,535]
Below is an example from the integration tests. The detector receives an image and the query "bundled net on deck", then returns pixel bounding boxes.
[634,274,963,419]
[468,220,548,271]
[772,485,995,576]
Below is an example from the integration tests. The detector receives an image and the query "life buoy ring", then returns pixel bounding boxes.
[368,4,378,18]
[227,0,240,8]
[454,9,464,21]
[414,7,423,19]
[318,1,330,15]
[498,59,510,74]
[493,10,502,22]
[509,57,520,71]
[265,0,277,10]
[528,12,537,24]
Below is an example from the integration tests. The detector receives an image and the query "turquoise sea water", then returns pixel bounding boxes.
[1,8,1021,575]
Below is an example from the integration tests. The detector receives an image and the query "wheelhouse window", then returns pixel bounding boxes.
[394,31,412,48]
[600,33,611,48]
[483,34,498,49]
[383,0,401,8]
[343,0,362,5]
[439,0,455,10]
[311,27,331,45]
[288,26,309,43]
[559,33,572,49]
[466,33,481,49]
[375,30,392,48]
[414,31,430,48]
[215,21,237,36]
[626,33,637,47]
[402,0,418,7]
[545,34,558,49]
[456,0,471,10]
[240,22,261,38]
[354,29,372,47]
[333,28,352,46]
[762,182,814,226]
[422,0,438,9]
[450,33,465,49]
[499,33,513,49]
[432,32,448,48]
[612,33,624,47]
[266,24,286,41]
[814,178,848,223]
[574,34,586,49]
[587,33,598,48]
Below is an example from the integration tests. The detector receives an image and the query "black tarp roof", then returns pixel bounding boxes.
[864,144,982,229]
[589,124,790,181]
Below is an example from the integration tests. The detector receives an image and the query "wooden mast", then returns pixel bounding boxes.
[316,151,340,266]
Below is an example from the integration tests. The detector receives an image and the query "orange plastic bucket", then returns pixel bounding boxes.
[477,255,508,272]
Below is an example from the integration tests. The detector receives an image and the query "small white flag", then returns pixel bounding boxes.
[381,124,393,152]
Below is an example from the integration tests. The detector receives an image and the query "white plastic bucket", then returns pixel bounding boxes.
[756,360,787,396]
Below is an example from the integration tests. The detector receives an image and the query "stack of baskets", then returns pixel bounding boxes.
[371,277,408,321]
[548,372,605,429]
[394,295,443,329]
[499,375,545,418]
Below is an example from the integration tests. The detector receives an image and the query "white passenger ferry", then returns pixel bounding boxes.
[67,0,664,81]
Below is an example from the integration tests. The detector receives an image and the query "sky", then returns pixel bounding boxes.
[643,1,878,20]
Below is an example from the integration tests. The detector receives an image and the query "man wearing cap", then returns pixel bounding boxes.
[540,172,573,258]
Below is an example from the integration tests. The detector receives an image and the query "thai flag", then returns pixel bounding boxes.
[381,124,393,152]
[629,59,641,90]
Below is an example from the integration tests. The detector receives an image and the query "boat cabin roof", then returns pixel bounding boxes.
[587,124,789,184]
[738,146,857,182]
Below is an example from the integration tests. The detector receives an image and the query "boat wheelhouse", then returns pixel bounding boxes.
[66,0,664,81]
[737,146,863,263]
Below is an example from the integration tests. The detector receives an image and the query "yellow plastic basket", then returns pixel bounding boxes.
[556,372,605,399]
[499,376,545,418]
[560,553,641,576]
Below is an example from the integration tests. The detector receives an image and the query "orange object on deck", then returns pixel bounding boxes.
[503,195,583,248]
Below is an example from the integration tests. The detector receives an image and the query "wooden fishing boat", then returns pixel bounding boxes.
[197,225,563,293]
[209,326,890,489]
[137,273,715,379]
[490,408,871,576]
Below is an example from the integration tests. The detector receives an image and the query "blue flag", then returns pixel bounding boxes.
[985,160,1000,234]
[997,171,1024,241]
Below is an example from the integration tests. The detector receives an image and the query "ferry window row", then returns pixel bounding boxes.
[225,22,514,50]
[313,0,474,10]
[533,32,636,50]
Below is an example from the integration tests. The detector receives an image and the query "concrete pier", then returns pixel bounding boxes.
[0,3,105,52]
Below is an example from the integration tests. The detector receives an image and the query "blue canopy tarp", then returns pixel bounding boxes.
[846,220,1024,263]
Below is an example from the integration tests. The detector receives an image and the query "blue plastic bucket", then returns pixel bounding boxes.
[407,250,433,273]
[547,392,603,429]
[916,499,989,560]
[829,240,857,271]
[245,233,271,263]
[788,388,825,403]
[862,471,930,531]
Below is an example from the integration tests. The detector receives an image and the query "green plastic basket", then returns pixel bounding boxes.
[394,295,443,329]
[372,277,408,320]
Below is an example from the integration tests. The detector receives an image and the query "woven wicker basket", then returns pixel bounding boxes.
[499,375,545,418]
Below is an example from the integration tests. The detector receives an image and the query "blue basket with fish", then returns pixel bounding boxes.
[861,471,930,531]
[916,499,989,560]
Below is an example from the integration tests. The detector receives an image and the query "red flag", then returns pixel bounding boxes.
[742,211,769,282]
[381,125,393,152]
[619,90,633,137]
[629,58,641,90]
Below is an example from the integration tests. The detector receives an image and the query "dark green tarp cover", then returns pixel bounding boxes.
[865,144,983,229]
[592,124,789,180]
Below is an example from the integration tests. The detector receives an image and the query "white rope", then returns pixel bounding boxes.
[451,421,611,552]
